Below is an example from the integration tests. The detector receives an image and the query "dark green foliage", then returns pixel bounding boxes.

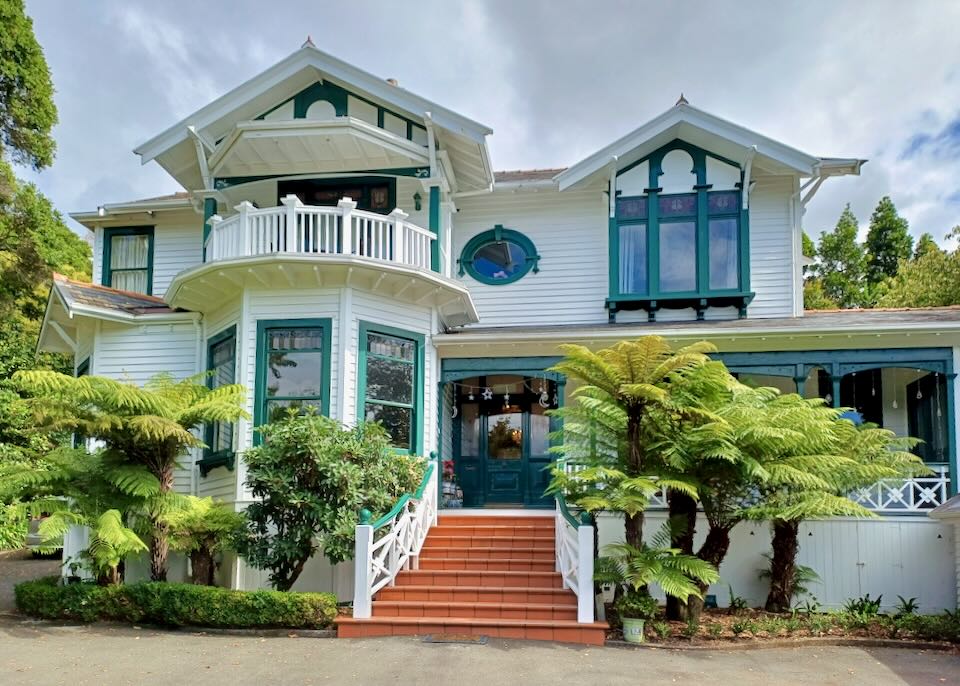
[843,593,882,616]
[726,585,748,614]
[651,620,671,639]
[894,595,919,618]
[864,196,912,288]
[14,577,337,629]
[614,589,658,620]
[878,226,960,307]
[913,232,941,260]
[898,610,960,642]
[812,205,866,308]
[236,414,424,591]
[0,0,57,170]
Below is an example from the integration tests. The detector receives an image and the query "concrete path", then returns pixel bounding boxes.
[1,618,958,686]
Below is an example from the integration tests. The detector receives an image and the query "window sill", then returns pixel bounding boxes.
[605,292,755,322]
[198,451,236,477]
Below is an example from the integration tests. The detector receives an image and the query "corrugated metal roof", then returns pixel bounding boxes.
[53,273,180,315]
[493,168,566,183]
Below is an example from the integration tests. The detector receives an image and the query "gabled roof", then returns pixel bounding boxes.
[52,274,178,316]
[133,44,493,192]
[930,494,960,521]
[556,102,864,191]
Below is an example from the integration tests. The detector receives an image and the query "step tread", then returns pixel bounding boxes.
[373,600,576,611]
[400,569,561,577]
[337,615,607,629]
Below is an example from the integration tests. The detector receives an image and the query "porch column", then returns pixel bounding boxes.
[830,363,841,408]
[202,197,217,262]
[950,372,958,497]
[429,185,440,273]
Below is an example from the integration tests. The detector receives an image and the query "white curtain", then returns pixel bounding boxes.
[618,223,647,293]
[110,235,149,293]
[708,218,738,290]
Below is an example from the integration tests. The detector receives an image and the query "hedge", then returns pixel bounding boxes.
[15,577,337,629]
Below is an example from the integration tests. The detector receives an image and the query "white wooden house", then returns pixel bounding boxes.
[39,43,958,641]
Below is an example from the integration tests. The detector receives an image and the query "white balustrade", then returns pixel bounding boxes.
[204,194,435,271]
[555,500,595,624]
[850,464,950,514]
[352,461,438,619]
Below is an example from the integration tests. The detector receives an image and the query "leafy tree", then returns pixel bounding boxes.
[0,0,57,170]
[864,196,912,288]
[877,227,960,308]
[813,205,866,308]
[803,279,839,310]
[913,232,941,260]
[236,414,425,591]
[12,371,247,581]
[802,232,816,261]
[165,496,245,586]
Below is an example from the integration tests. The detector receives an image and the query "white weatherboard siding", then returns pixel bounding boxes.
[453,188,609,327]
[93,320,201,493]
[748,175,797,319]
[596,513,956,612]
[153,220,203,295]
[91,228,103,285]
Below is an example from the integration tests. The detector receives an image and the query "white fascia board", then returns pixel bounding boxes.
[70,197,195,226]
[818,158,866,177]
[67,302,199,325]
[556,104,822,191]
[134,46,492,164]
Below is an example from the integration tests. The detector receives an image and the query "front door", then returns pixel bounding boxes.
[453,375,555,508]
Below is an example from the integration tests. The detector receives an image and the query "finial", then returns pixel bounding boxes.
[302,35,315,49]
[359,509,372,525]
[675,93,689,106]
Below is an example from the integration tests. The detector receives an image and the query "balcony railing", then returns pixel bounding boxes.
[849,464,950,514]
[205,195,434,270]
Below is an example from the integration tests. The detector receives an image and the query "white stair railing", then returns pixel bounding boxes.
[353,459,438,619]
[205,195,435,270]
[555,496,595,624]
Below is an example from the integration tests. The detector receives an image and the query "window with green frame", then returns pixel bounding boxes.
[254,319,332,443]
[609,141,753,321]
[357,322,424,454]
[102,227,154,295]
[458,225,540,285]
[200,326,236,476]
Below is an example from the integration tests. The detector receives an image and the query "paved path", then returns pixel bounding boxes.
[0,550,60,614]
[1,619,957,686]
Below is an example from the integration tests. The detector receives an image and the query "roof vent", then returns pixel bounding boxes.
[386,78,398,86]
[302,35,315,49]
[675,93,689,106]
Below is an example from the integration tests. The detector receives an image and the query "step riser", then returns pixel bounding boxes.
[429,526,554,537]
[376,588,577,605]
[419,558,555,572]
[419,548,555,561]
[437,516,554,527]
[337,620,605,646]
[396,572,563,589]
[373,605,578,621]
[423,536,555,550]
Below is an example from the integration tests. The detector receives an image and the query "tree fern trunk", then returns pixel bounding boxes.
[149,460,175,582]
[765,519,800,612]
[624,409,645,547]
[190,548,215,585]
[666,490,698,620]
[688,523,732,622]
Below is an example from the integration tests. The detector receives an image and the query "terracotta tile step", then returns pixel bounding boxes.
[437,515,554,527]
[416,546,555,562]
[371,600,579,621]
[423,535,555,550]
[375,585,577,605]
[419,557,555,572]
[335,615,608,645]
[429,525,554,537]
[395,569,564,589]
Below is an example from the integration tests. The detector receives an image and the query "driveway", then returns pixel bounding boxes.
[0,550,61,614]
[0,619,957,686]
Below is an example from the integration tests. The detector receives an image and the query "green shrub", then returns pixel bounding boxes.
[614,589,658,620]
[0,502,27,550]
[843,593,882,616]
[899,611,960,643]
[15,578,337,629]
[651,620,671,640]
[707,622,723,639]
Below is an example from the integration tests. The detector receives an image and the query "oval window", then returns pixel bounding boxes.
[459,226,540,285]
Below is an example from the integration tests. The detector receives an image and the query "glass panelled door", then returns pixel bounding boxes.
[453,375,556,508]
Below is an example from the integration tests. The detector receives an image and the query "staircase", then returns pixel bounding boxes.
[336,513,608,645]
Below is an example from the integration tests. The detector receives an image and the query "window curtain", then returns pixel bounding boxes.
[618,223,647,294]
[110,235,149,293]
[708,218,739,290]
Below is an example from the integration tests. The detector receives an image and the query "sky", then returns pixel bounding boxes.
[18,0,960,246]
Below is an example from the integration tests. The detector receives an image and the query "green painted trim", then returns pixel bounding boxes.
[200,325,237,476]
[429,185,440,273]
[357,321,425,455]
[214,168,429,191]
[371,461,435,529]
[457,224,541,286]
[101,226,155,296]
[253,318,333,446]
[202,197,217,262]
[947,376,958,497]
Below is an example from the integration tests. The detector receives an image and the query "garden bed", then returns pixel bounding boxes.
[15,577,337,630]
[604,606,960,648]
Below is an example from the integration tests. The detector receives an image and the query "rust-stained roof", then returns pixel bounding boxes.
[493,168,566,184]
[52,273,181,315]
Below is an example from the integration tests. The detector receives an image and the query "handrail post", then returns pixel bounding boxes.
[577,516,595,624]
[338,197,357,255]
[281,194,300,253]
[236,201,254,257]
[206,215,222,261]
[353,509,374,619]
[389,208,408,264]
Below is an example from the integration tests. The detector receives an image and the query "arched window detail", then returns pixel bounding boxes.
[609,140,753,322]
[458,225,541,286]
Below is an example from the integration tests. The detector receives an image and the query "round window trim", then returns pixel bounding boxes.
[458,225,540,286]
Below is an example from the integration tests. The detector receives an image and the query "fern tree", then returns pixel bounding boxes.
[12,370,247,581]
[548,336,723,548]
[165,496,245,585]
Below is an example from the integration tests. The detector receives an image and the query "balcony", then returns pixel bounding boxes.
[206,195,434,270]
[165,195,477,326]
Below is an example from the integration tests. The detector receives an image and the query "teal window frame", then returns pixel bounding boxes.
[458,225,541,286]
[608,140,753,322]
[357,321,424,455]
[200,326,237,476]
[253,318,332,445]
[101,226,155,295]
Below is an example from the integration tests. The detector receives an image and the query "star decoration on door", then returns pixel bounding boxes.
[482,387,493,400]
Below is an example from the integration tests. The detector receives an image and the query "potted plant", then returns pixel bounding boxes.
[615,589,658,644]
[441,460,462,506]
